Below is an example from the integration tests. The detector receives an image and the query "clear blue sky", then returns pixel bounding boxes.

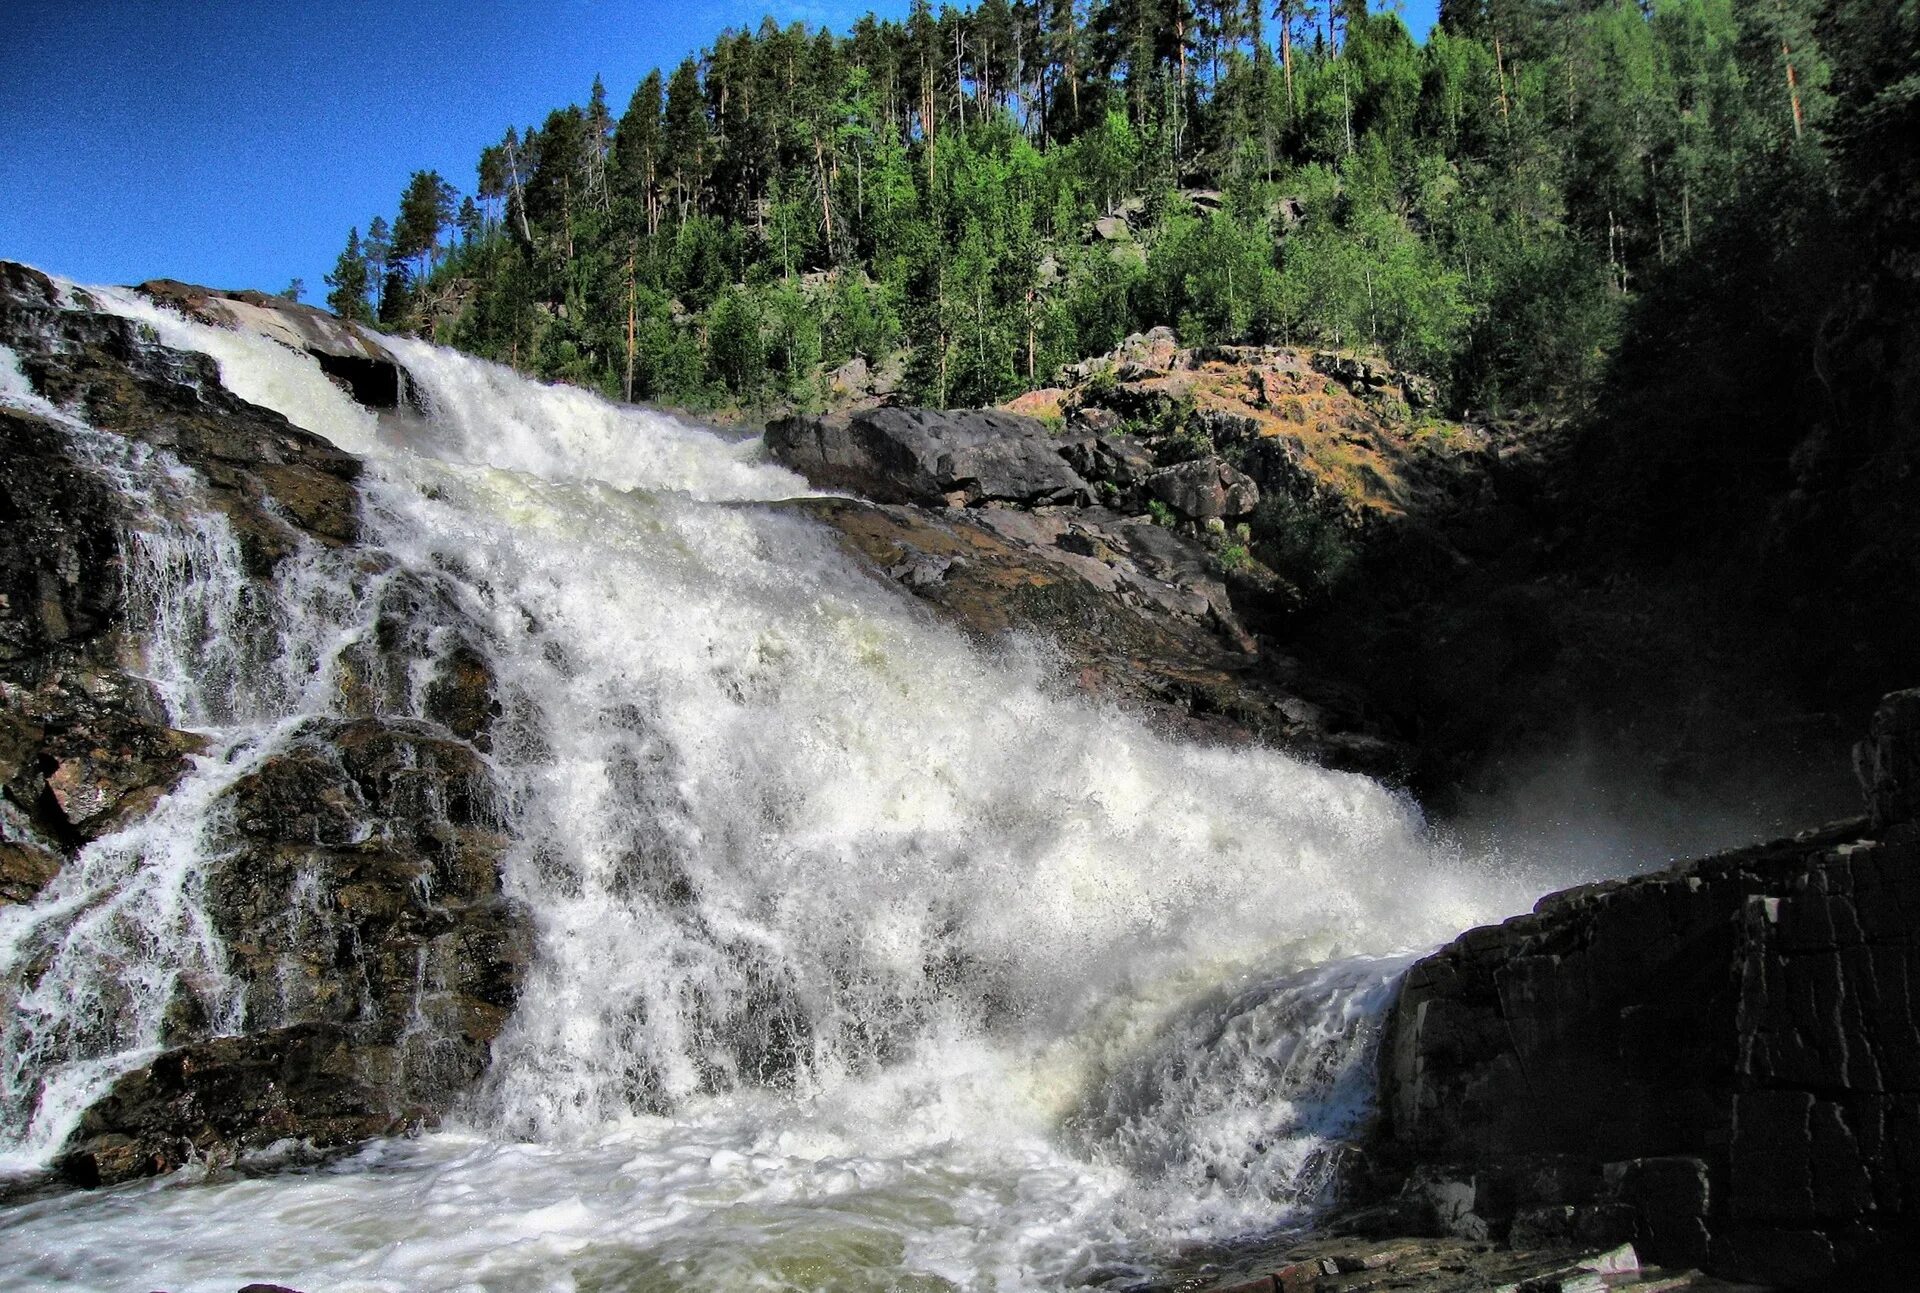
[1,0,1438,303]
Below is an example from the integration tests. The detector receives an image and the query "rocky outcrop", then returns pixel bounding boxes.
[0,262,528,1186]
[1856,689,1920,829]
[0,262,369,907]
[60,718,529,1185]
[3,263,362,572]
[1147,456,1261,521]
[781,496,1400,771]
[1180,1233,1673,1293]
[0,403,208,905]
[766,407,1093,508]
[135,278,411,410]
[1366,696,1920,1287]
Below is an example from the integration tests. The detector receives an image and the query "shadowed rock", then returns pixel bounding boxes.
[1366,690,1920,1287]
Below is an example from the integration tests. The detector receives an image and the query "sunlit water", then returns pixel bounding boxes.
[0,281,1552,1291]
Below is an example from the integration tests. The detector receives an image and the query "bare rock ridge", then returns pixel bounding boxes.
[765,400,1410,774]
[1360,689,1920,1289]
[0,262,528,1187]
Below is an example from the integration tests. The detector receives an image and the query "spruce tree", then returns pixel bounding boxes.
[323,227,374,323]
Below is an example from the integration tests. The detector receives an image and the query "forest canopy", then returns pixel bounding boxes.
[323,0,1910,419]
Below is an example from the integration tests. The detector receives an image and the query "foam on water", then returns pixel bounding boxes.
[0,282,1549,1289]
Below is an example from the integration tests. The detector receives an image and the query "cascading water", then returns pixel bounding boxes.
[0,281,1549,1291]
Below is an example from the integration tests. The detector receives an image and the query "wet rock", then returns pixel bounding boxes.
[58,717,531,1186]
[1148,457,1261,520]
[776,496,1406,774]
[0,836,63,905]
[0,264,376,906]
[135,278,409,410]
[765,407,1091,508]
[2,264,529,1181]
[58,1024,403,1186]
[1371,702,1920,1284]
[2,263,362,574]
[1174,1234,1676,1293]
[0,404,211,899]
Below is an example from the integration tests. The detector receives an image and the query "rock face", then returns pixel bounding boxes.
[0,262,529,1186]
[766,407,1092,507]
[1147,456,1261,520]
[61,718,529,1185]
[1856,689,1920,829]
[781,497,1399,771]
[0,404,207,907]
[764,376,1420,773]
[1369,696,1920,1287]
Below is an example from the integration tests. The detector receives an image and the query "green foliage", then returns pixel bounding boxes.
[706,286,765,399]
[332,0,1893,431]
[1250,493,1357,597]
[1213,542,1251,572]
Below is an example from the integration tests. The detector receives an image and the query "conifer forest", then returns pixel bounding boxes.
[323,0,1911,431]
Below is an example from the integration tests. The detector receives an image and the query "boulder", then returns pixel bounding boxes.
[1147,457,1261,520]
[1068,405,1125,436]
[1057,431,1156,496]
[765,408,1091,508]
[826,354,871,400]
[58,1024,407,1186]
[135,279,410,410]
[1114,326,1180,375]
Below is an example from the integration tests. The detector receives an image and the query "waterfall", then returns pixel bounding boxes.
[0,282,1543,1290]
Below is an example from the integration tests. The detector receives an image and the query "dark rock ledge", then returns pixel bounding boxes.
[1349,689,1920,1290]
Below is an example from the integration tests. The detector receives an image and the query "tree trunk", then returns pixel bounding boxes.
[624,249,638,403]
[1781,39,1805,139]
[814,134,836,252]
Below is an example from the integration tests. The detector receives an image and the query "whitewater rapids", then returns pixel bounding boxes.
[0,280,1549,1291]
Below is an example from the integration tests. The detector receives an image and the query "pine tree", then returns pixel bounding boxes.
[324,227,374,323]
[393,170,456,278]
[613,70,665,237]
[363,216,392,315]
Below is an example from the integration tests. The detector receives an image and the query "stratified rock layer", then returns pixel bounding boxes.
[1371,699,1920,1287]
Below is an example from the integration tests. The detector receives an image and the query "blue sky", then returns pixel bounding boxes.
[1,0,1438,303]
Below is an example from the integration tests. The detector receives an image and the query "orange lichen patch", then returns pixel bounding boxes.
[1001,387,1068,422]
[1177,359,1424,518]
[1004,335,1479,527]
